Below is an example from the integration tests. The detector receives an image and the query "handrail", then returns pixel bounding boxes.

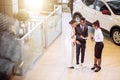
[46,6,61,19]
[20,21,42,40]
[19,5,61,40]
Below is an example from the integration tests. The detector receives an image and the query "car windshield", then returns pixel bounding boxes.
[107,1,120,15]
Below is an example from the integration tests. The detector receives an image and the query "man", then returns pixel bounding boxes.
[75,17,88,68]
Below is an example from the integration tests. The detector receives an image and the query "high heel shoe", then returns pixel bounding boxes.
[95,66,101,72]
[91,64,97,70]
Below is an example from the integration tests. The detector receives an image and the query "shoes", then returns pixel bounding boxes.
[94,66,101,72]
[91,64,101,72]
[80,63,83,66]
[68,66,74,69]
[76,65,80,69]
[76,63,84,69]
[91,64,98,70]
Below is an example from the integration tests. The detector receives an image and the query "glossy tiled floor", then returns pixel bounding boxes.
[14,13,120,80]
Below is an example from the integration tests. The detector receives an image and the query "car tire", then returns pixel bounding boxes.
[112,29,120,45]
[73,14,82,24]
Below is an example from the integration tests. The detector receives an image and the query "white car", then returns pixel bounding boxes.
[68,0,120,45]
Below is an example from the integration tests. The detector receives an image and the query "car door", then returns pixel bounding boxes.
[93,0,113,31]
[80,0,97,22]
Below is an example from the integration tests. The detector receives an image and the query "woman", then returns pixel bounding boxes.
[91,20,104,72]
[65,19,78,69]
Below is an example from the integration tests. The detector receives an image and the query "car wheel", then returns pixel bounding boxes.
[112,29,120,45]
[73,14,82,24]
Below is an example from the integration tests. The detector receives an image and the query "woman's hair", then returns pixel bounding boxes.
[69,19,76,24]
[92,20,100,28]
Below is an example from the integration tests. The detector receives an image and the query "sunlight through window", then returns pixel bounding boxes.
[24,0,43,10]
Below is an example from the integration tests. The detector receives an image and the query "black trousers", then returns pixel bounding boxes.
[76,43,86,64]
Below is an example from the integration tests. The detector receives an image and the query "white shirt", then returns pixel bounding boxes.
[94,28,104,42]
[80,25,84,31]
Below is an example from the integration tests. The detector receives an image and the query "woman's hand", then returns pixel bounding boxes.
[73,42,75,46]
[91,36,94,41]
[71,35,75,39]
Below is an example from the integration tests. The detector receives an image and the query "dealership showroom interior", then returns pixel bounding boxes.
[0,0,120,80]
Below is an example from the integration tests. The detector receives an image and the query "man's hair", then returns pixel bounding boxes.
[81,17,85,21]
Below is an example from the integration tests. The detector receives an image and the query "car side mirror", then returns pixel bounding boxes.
[101,10,111,15]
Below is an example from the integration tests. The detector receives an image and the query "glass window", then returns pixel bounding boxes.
[107,1,120,15]
[95,0,111,15]
[95,0,110,14]
[95,0,106,11]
